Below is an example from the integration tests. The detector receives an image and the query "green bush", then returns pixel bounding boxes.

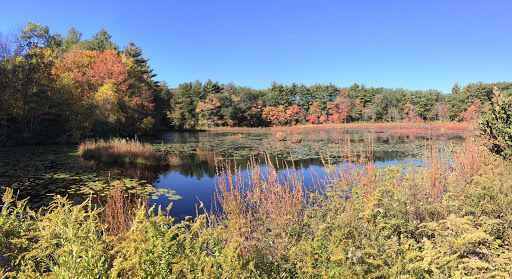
[479,85,512,159]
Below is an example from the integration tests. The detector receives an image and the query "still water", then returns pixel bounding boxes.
[0,129,466,218]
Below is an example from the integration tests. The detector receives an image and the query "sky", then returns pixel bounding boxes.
[1,0,511,93]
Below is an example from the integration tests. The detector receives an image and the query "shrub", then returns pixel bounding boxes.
[479,85,512,160]
[290,134,303,143]
[275,132,287,141]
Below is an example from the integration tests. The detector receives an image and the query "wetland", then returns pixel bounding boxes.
[0,124,474,218]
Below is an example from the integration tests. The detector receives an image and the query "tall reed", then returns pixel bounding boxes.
[215,155,307,262]
[78,138,180,166]
[99,181,149,238]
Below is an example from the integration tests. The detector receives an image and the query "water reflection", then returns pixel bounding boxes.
[154,150,413,219]
[0,129,466,218]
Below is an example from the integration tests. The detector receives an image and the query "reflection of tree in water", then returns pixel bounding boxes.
[158,131,201,144]
[158,130,232,145]
[177,153,217,179]
[177,150,329,180]
[79,159,167,185]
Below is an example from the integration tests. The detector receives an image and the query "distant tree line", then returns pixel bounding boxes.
[1,23,511,145]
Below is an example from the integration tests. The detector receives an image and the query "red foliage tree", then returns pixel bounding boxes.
[327,92,350,123]
[306,102,322,124]
[286,105,304,125]
[53,49,154,137]
[262,105,288,126]
[403,101,421,122]
[463,99,482,122]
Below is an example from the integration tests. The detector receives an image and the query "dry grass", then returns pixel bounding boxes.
[209,122,476,136]
[214,155,308,258]
[451,137,491,184]
[78,138,181,166]
[99,181,149,238]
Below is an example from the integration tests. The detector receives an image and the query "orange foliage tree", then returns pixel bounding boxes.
[403,100,420,122]
[245,100,265,127]
[327,92,350,123]
[462,99,482,122]
[52,48,153,139]
[262,105,288,126]
[306,102,322,124]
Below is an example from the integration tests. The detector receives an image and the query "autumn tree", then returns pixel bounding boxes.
[15,23,60,142]
[479,84,512,159]
[53,48,154,139]
[196,94,221,128]
[462,99,482,122]
[403,101,420,122]
[327,92,350,123]
[245,100,266,127]
[306,102,322,124]
[286,105,304,125]
[262,105,288,126]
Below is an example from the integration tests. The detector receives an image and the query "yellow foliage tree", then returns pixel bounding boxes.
[196,94,221,128]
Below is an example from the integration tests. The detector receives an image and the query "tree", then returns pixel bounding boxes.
[53,48,153,139]
[403,101,420,122]
[168,82,197,129]
[462,99,482,122]
[414,90,442,121]
[245,100,265,127]
[385,106,401,122]
[264,82,289,107]
[122,42,159,133]
[433,101,449,121]
[306,102,322,124]
[123,42,157,82]
[79,29,118,52]
[16,23,59,141]
[196,94,221,128]
[327,92,350,123]
[286,105,304,125]
[60,28,82,53]
[262,105,288,126]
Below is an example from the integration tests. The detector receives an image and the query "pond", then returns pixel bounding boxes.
[0,125,473,219]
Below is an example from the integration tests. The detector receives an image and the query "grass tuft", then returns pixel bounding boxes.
[78,138,181,166]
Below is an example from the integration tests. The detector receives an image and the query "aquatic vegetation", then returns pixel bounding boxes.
[0,145,181,210]
[3,137,512,277]
[100,181,149,237]
[78,138,181,166]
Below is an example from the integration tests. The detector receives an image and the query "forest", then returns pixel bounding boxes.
[1,23,511,146]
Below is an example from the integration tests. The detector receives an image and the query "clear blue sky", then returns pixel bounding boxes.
[1,0,511,93]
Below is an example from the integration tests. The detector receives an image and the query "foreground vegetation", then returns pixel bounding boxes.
[2,137,512,278]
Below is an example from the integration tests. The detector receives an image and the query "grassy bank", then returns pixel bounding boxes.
[2,138,512,278]
[209,122,476,136]
[78,138,181,166]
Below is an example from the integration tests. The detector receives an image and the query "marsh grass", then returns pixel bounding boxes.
[78,138,181,166]
[214,154,308,266]
[99,181,149,238]
[3,135,512,278]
